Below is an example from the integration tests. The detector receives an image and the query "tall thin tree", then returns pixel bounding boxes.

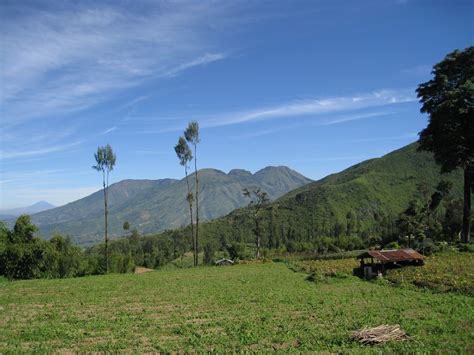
[243,187,269,259]
[185,121,200,265]
[92,144,116,273]
[174,136,196,266]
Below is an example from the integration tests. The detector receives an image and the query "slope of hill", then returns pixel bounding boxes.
[0,201,55,216]
[197,143,463,248]
[22,166,311,245]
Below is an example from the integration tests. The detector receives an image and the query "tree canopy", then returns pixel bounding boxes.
[417,46,474,172]
[417,46,473,242]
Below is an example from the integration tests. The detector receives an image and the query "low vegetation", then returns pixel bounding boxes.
[1,262,473,352]
[289,258,358,280]
[289,250,474,296]
[385,252,474,296]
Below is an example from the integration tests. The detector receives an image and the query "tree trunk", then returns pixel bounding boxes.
[255,217,260,259]
[462,166,472,243]
[184,169,195,267]
[103,172,108,273]
[194,144,199,267]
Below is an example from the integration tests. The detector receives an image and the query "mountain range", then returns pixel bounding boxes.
[0,201,55,220]
[10,166,311,245]
[4,143,464,248]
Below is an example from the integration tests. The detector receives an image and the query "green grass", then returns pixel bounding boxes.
[0,262,473,352]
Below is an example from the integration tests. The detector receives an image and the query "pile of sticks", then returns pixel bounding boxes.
[351,324,409,345]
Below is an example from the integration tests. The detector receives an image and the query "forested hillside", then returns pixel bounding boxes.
[17,166,311,245]
[194,143,464,252]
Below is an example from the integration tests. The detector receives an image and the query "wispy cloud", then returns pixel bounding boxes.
[0,141,83,160]
[320,111,395,125]
[1,2,232,126]
[163,53,226,78]
[116,95,151,112]
[100,126,117,135]
[129,88,415,135]
[201,89,416,128]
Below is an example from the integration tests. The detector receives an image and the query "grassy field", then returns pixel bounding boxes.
[1,261,473,352]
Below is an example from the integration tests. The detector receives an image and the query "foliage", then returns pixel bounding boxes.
[175,135,196,266]
[395,181,455,248]
[416,46,474,242]
[0,263,472,352]
[185,120,201,266]
[203,242,216,265]
[416,46,474,173]
[0,216,90,280]
[243,187,269,258]
[187,143,464,256]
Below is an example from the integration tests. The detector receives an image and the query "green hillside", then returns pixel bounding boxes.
[21,166,311,245]
[195,143,463,250]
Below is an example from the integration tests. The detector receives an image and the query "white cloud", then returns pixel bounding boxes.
[128,88,415,136]
[163,53,227,78]
[320,111,395,125]
[100,126,117,135]
[201,89,416,128]
[1,2,231,126]
[0,141,84,160]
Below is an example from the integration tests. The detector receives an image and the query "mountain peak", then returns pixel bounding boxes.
[20,165,311,245]
[228,169,253,177]
[32,201,55,208]
[0,201,55,217]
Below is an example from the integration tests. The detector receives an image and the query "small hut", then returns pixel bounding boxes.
[215,258,234,266]
[354,248,424,279]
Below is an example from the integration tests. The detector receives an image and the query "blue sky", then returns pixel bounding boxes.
[1,0,473,209]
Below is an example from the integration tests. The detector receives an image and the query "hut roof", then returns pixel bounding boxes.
[357,248,424,263]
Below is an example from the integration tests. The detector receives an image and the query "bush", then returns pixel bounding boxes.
[203,242,216,265]
[458,243,474,253]
[226,243,248,260]
[384,241,400,249]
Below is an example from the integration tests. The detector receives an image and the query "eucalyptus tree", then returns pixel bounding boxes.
[243,188,269,259]
[416,46,474,242]
[92,144,116,272]
[184,121,201,265]
[174,136,196,266]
